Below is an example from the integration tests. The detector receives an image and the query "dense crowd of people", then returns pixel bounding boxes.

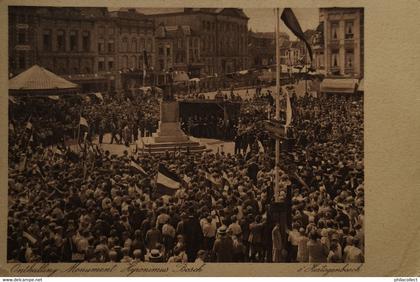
[8,86,364,263]
[9,91,160,150]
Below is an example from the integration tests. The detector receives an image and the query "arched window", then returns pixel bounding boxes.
[108,38,115,52]
[98,38,105,53]
[57,30,65,51]
[331,23,338,40]
[140,38,145,50]
[131,38,137,52]
[82,31,90,52]
[121,38,128,52]
[146,38,152,52]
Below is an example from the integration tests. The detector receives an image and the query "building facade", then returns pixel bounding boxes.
[153,24,202,84]
[9,6,42,77]
[108,9,155,90]
[151,8,249,77]
[33,7,107,91]
[248,32,278,68]
[314,8,364,78]
[8,7,156,92]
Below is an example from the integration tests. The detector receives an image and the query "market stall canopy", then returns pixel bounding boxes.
[139,86,153,92]
[320,78,358,94]
[357,79,364,92]
[138,86,163,93]
[173,71,189,83]
[9,65,79,95]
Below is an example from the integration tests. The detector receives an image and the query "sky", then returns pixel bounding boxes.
[114,8,320,40]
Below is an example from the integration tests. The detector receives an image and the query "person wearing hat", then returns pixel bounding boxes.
[212,225,234,262]
[147,249,163,263]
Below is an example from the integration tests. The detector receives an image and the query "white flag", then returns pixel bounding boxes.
[93,92,104,101]
[26,121,32,130]
[48,95,59,101]
[257,140,265,153]
[79,117,89,128]
[285,91,292,128]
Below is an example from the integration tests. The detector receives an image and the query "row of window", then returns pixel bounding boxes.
[99,37,153,53]
[97,55,151,71]
[97,25,153,36]
[43,30,90,52]
[158,46,172,56]
[42,29,154,53]
[330,21,355,40]
[157,46,200,64]
[314,49,355,71]
[201,20,247,33]
[330,50,354,68]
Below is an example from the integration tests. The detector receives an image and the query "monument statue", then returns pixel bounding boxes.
[142,75,206,154]
[154,84,188,143]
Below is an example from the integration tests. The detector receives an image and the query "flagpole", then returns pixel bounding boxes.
[275,7,281,202]
[143,64,146,88]
[77,107,83,152]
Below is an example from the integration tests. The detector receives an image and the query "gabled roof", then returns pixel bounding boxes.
[156,25,193,37]
[9,65,79,92]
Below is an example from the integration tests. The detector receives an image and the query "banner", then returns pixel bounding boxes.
[156,164,181,195]
[281,8,313,61]
[130,160,147,175]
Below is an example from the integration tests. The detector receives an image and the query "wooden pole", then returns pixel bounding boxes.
[274,8,281,202]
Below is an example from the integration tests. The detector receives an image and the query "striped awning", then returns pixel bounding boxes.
[320,78,358,94]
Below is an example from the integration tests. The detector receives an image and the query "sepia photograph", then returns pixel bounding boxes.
[7,6,365,266]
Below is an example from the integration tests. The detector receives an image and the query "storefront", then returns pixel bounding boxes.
[320,78,359,97]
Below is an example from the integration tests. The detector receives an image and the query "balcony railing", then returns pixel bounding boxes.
[344,38,354,47]
[328,39,339,48]
[329,66,341,75]
[344,67,354,74]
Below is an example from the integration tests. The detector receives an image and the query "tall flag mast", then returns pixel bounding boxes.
[274,8,281,202]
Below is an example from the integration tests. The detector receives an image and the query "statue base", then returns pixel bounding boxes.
[153,101,189,143]
[142,100,207,154]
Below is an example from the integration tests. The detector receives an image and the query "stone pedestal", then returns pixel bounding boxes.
[141,100,207,154]
[154,101,189,143]
[141,101,207,154]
